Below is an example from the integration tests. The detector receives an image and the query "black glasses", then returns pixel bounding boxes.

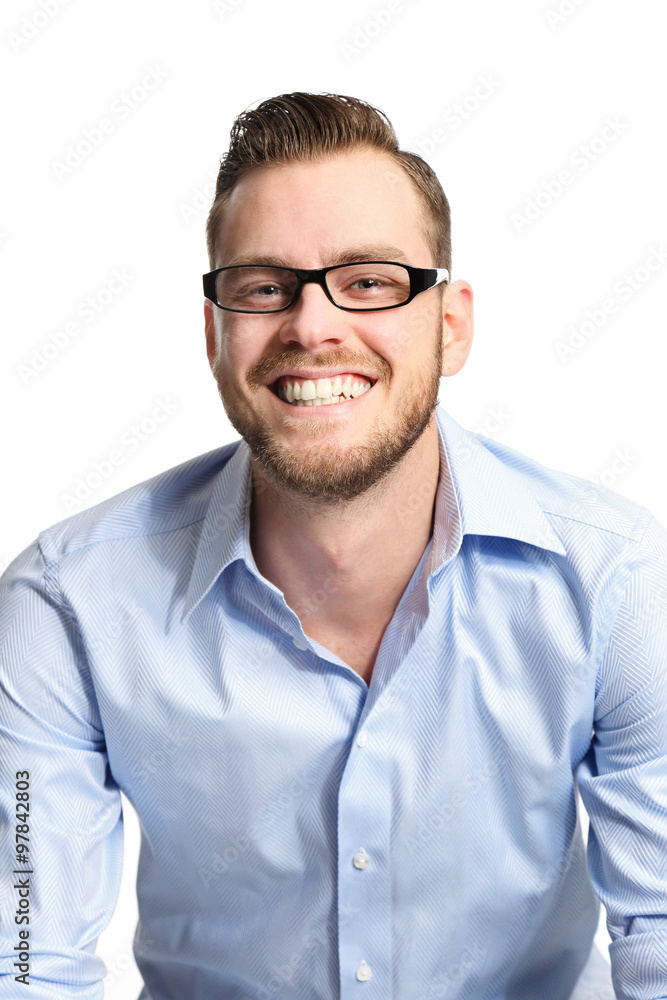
[202,261,450,314]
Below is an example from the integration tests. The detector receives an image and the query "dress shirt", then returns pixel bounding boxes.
[1,404,666,1000]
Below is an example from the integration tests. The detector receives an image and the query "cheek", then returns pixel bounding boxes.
[375,308,434,359]
[218,318,259,368]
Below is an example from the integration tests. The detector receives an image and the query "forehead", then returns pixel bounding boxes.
[215,148,432,268]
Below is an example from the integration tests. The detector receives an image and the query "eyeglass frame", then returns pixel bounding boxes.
[202,261,450,314]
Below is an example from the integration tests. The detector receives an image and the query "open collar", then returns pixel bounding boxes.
[430,407,567,575]
[181,406,566,623]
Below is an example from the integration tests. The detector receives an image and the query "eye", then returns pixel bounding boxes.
[349,277,385,290]
[250,284,282,296]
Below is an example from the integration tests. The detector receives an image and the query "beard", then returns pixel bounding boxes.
[212,318,443,506]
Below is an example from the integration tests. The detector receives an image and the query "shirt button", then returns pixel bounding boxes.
[356,730,369,746]
[292,637,309,651]
[356,961,372,982]
[353,849,370,870]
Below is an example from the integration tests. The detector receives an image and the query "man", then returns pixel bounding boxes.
[0,92,665,999]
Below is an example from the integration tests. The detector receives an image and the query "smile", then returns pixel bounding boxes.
[270,374,375,407]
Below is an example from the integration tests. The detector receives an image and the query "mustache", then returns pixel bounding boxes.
[247,349,390,387]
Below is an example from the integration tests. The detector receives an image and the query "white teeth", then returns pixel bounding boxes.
[275,374,374,406]
[280,383,371,406]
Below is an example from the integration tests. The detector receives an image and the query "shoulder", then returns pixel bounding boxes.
[468,433,667,643]
[477,432,654,546]
[36,440,244,564]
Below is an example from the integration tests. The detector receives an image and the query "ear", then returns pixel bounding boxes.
[440,280,474,377]
[204,299,217,369]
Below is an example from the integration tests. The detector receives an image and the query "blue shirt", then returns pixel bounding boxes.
[1,405,666,1000]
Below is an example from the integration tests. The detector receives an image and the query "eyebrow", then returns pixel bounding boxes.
[223,244,411,268]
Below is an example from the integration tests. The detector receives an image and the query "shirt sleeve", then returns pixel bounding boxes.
[576,514,667,1000]
[0,539,123,999]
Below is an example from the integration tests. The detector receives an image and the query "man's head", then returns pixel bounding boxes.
[204,93,473,506]
[205,92,452,277]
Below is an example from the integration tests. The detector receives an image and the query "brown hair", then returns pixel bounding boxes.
[205,92,451,274]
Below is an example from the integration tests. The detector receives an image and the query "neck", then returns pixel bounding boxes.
[249,419,440,634]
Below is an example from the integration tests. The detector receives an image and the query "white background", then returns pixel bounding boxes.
[1,0,665,995]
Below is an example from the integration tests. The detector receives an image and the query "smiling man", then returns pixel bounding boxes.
[203,144,468,685]
[1,92,666,1000]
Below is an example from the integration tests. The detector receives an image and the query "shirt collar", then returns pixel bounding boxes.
[182,405,566,623]
[429,406,567,576]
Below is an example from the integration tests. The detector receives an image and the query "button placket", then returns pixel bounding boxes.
[338,719,391,998]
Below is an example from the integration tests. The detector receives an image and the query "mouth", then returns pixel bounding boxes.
[268,373,377,407]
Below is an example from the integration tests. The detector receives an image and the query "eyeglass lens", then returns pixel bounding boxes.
[215,263,411,311]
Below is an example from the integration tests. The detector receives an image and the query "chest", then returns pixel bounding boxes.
[303,622,386,685]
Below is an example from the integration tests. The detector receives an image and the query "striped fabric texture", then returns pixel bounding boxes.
[1,405,666,999]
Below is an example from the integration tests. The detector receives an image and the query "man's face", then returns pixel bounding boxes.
[205,148,449,503]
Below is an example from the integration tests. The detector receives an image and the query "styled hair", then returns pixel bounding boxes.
[205,92,451,274]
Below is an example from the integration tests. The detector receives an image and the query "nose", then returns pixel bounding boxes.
[277,279,352,351]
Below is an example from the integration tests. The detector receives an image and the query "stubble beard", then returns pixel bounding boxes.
[212,318,443,505]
